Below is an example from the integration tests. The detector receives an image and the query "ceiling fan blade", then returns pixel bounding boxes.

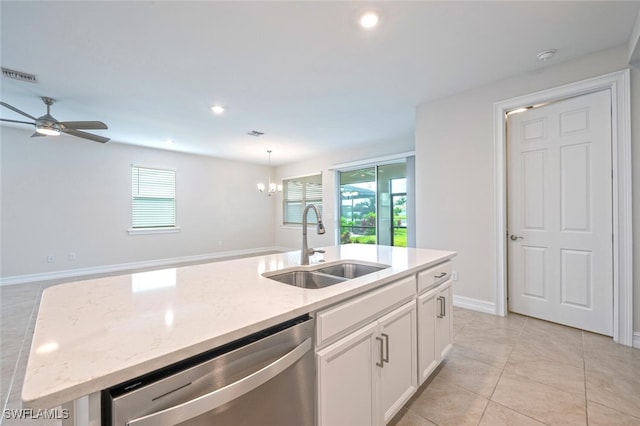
[31,132,45,138]
[0,102,37,120]
[62,128,110,143]
[0,118,35,125]
[59,121,108,130]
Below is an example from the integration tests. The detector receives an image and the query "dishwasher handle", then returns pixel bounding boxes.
[128,338,312,426]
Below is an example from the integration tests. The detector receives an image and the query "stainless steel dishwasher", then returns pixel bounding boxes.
[103,315,314,425]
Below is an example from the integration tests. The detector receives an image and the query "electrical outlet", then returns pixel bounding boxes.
[47,255,55,263]
[68,252,76,261]
[452,271,458,281]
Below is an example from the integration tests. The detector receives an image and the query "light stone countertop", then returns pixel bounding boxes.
[22,244,455,409]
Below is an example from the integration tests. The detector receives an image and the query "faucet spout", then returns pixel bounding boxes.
[301,204,325,265]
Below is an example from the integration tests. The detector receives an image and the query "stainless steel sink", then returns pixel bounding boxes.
[264,261,390,289]
[317,263,388,279]
[267,270,347,289]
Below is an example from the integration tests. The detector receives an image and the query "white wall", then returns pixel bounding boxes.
[274,141,414,251]
[1,126,277,279]
[415,46,640,331]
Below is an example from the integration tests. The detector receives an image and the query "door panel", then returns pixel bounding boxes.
[560,249,592,308]
[507,89,612,335]
[522,150,547,230]
[522,246,546,299]
[560,142,591,232]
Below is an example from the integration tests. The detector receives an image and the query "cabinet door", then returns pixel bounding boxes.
[379,301,417,424]
[436,280,453,360]
[317,321,378,426]
[417,287,439,384]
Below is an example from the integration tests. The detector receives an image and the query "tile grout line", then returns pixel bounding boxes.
[581,335,640,420]
[481,315,557,426]
[582,330,589,426]
[475,313,527,425]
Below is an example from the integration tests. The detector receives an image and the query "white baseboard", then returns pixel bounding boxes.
[634,332,640,349]
[453,295,496,315]
[0,247,288,286]
[273,245,297,252]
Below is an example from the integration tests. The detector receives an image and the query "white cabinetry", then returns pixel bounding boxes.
[417,286,438,383]
[317,321,379,426]
[417,262,453,385]
[379,301,417,423]
[316,276,416,426]
[435,280,453,361]
[316,260,455,425]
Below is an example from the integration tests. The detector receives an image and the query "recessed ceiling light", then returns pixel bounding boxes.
[359,11,379,29]
[211,105,225,114]
[537,49,557,62]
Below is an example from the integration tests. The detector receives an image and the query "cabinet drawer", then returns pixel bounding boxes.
[418,261,452,293]
[316,275,416,347]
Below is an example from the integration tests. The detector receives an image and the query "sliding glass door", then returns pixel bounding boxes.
[339,167,377,244]
[391,178,407,247]
[339,162,408,247]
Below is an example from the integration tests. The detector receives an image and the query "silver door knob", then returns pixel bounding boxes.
[510,235,524,241]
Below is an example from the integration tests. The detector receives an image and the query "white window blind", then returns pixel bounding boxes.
[283,173,322,224]
[132,166,176,228]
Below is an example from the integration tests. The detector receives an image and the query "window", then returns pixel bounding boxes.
[283,173,322,225]
[131,166,176,229]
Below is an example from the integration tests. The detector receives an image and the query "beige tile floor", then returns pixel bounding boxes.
[2,279,639,426]
[391,307,640,426]
[2,280,66,426]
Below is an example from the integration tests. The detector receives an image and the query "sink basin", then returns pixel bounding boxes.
[267,271,347,289]
[264,261,390,289]
[317,263,388,279]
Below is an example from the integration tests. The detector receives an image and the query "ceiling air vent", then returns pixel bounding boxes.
[1,67,38,84]
[247,130,264,137]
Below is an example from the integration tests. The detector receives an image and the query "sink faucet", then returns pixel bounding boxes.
[301,204,326,265]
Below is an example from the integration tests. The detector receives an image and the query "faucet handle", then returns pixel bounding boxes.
[309,248,325,255]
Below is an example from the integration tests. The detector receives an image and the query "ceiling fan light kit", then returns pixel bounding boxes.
[0,96,110,143]
[35,125,61,136]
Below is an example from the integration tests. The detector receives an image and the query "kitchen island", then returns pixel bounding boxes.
[22,245,455,423]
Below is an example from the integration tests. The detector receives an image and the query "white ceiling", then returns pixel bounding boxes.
[1,1,638,165]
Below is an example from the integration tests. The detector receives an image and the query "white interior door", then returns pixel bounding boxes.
[507,89,613,336]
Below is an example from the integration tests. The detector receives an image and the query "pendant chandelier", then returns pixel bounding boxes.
[257,150,282,196]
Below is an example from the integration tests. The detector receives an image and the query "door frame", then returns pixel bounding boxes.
[492,69,632,346]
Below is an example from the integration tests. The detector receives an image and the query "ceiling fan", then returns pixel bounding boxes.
[0,97,110,143]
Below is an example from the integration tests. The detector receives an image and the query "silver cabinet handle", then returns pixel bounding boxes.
[375,336,384,367]
[434,272,447,279]
[437,296,445,318]
[128,338,312,426]
[442,296,446,317]
[510,235,524,241]
[381,333,389,364]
